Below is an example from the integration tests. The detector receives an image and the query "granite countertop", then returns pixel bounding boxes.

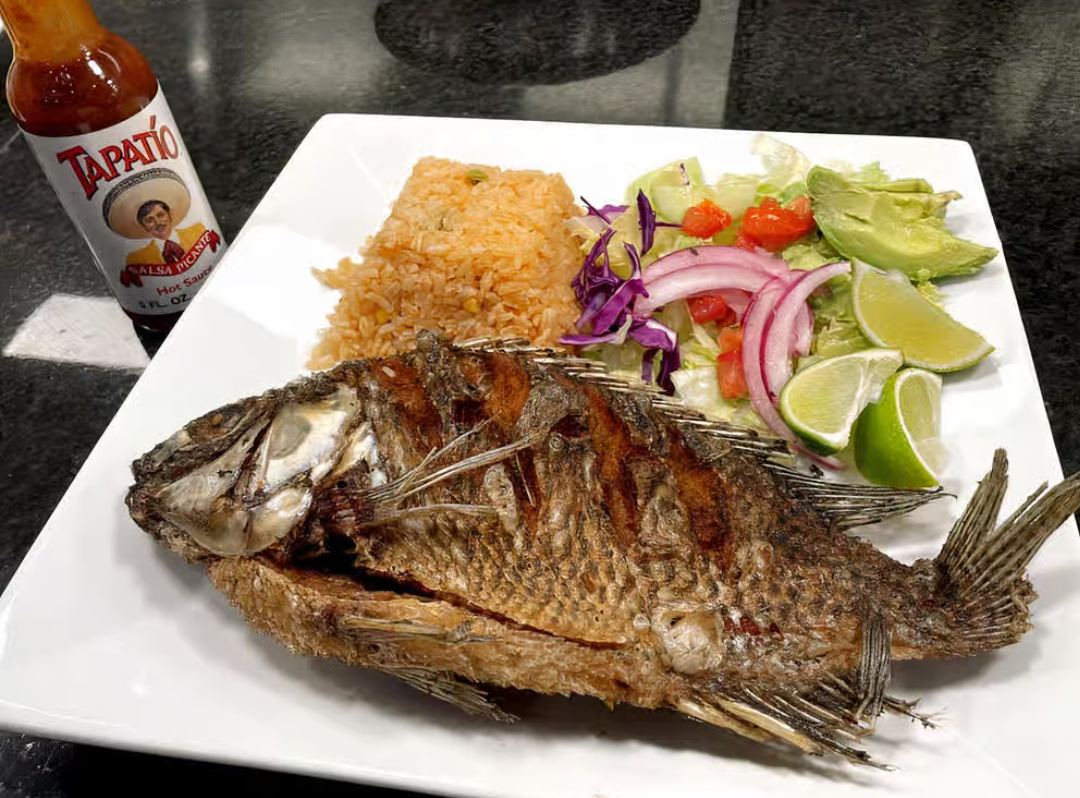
[1,0,1078,795]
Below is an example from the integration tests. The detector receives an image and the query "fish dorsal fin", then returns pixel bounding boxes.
[684,611,921,768]
[765,463,946,530]
[454,338,943,528]
[454,337,792,458]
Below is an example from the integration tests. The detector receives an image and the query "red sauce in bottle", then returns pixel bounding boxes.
[1,0,225,332]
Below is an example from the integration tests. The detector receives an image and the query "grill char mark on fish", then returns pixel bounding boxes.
[127,332,1080,766]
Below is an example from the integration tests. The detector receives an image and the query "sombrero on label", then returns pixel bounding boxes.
[103,167,192,240]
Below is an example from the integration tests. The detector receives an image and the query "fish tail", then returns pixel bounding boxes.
[935,449,1080,649]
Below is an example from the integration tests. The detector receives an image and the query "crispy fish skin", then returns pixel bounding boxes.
[127,332,1080,765]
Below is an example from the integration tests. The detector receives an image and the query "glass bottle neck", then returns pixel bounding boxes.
[0,0,104,61]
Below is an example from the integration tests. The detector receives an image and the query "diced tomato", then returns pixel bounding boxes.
[739,195,817,252]
[733,228,757,250]
[717,349,749,399]
[718,325,743,354]
[686,293,735,325]
[681,199,733,238]
[786,194,812,222]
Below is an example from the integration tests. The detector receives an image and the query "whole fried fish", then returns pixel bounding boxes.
[127,332,1080,766]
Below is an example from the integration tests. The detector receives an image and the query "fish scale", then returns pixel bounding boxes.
[126,332,1080,767]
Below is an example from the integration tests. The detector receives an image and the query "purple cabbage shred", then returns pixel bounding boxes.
[580,197,628,224]
[561,239,680,393]
[635,190,656,256]
[628,317,681,394]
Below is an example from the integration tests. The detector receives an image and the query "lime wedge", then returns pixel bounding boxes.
[779,348,904,454]
[851,261,994,372]
[854,368,946,488]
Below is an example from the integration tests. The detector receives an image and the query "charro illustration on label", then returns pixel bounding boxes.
[23,88,225,316]
[102,167,222,289]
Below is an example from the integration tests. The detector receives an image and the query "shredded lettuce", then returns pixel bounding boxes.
[629,139,814,230]
[627,157,705,201]
[583,339,646,381]
[814,321,873,358]
[853,161,891,184]
[781,234,843,271]
[822,159,893,185]
[751,134,811,192]
[713,174,759,218]
[808,275,874,358]
[681,322,722,368]
[605,208,640,276]
[658,300,694,342]
[645,228,714,265]
[777,181,809,204]
[795,354,824,373]
[671,367,740,421]
[626,158,706,223]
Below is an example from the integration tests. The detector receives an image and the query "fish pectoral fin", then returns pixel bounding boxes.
[854,611,891,719]
[806,609,893,728]
[685,613,899,768]
[676,696,786,747]
[695,687,893,769]
[766,463,946,530]
[359,427,543,512]
[337,615,494,644]
[385,667,517,723]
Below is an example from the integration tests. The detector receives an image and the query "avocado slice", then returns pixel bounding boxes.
[808,167,997,281]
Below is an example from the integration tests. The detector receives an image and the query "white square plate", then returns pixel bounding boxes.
[1,115,1076,798]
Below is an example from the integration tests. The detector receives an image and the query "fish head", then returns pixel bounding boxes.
[127,380,380,560]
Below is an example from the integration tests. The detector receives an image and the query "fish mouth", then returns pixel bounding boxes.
[129,383,372,560]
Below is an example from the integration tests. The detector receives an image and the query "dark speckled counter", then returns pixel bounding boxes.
[1,0,1078,795]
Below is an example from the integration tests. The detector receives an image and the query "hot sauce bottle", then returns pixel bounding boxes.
[0,0,225,332]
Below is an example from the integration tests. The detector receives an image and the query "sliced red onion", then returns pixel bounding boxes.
[636,190,656,256]
[633,264,776,320]
[740,279,796,439]
[792,304,814,357]
[569,215,609,237]
[643,245,790,284]
[761,261,850,399]
[716,289,752,322]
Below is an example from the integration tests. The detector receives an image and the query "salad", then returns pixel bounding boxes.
[560,136,998,488]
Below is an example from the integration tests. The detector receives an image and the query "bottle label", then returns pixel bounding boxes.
[23,86,226,316]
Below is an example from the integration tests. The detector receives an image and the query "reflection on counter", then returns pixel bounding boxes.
[374,0,700,84]
[2,294,150,371]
